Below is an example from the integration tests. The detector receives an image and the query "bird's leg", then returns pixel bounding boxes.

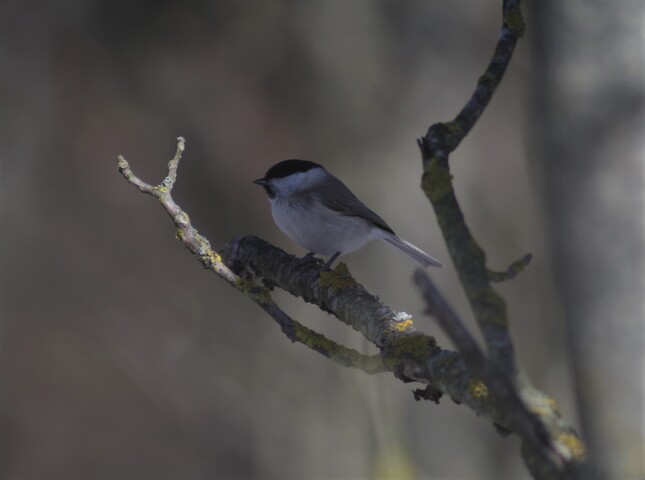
[323,251,341,270]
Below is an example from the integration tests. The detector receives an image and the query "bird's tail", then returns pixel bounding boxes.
[381,233,443,268]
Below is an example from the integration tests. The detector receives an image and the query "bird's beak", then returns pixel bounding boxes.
[253,178,267,186]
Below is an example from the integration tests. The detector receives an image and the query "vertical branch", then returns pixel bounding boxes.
[416,1,587,477]
[418,0,525,375]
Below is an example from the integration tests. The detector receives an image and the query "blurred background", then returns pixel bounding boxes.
[1,1,642,479]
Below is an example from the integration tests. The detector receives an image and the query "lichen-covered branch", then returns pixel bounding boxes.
[115,140,503,417]
[118,136,585,479]
[264,300,388,375]
[219,234,575,455]
[451,0,526,146]
[117,138,386,376]
[222,235,425,349]
[413,270,580,476]
[418,0,526,376]
[116,1,588,477]
[415,1,587,478]
[116,138,564,433]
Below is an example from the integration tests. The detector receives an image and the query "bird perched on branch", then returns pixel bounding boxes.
[254,160,443,269]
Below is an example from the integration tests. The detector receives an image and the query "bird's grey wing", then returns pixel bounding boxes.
[309,175,395,234]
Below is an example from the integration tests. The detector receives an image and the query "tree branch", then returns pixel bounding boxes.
[415,1,586,478]
[115,139,549,428]
[413,270,568,473]
[117,138,386,376]
[221,232,586,480]
[220,235,525,424]
[118,136,585,479]
[418,0,525,377]
[116,1,588,477]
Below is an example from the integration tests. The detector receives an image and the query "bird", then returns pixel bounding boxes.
[254,159,443,269]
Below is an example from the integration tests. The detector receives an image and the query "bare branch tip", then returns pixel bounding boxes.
[488,253,533,283]
[116,152,156,194]
[117,155,129,170]
[176,136,186,153]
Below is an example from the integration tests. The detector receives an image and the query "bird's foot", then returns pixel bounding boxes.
[323,251,341,270]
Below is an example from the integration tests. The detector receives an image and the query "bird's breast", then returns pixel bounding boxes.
[270,197,378,255]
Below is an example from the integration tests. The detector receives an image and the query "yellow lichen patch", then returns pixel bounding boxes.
[318,262,358,292]
[235,276,255,294]
[207,249,222,264]
[206,250,223,268]
[557,432,586,461]
[469,379,489,399]
[390,319,414,333]
[527,404,551,417]
[544,395,560,414]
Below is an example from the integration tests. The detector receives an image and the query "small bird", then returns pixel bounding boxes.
[254,160,443,269]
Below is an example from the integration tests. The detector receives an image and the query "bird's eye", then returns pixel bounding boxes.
[265,185,276,199]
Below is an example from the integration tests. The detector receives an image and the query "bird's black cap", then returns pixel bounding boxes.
[256,159,322,183]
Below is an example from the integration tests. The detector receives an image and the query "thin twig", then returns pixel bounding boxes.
[450,0,525,148]
[489,253,533,283]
